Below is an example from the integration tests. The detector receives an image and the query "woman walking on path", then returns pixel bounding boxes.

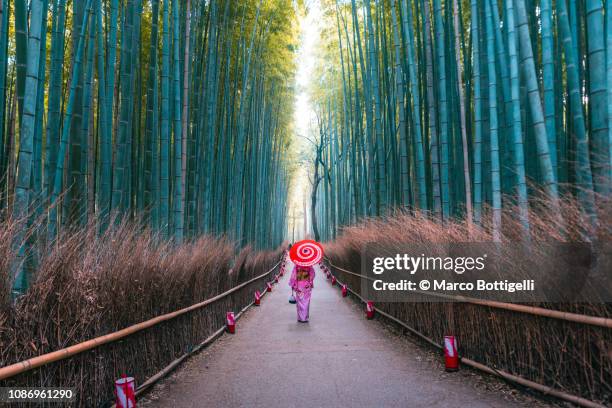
[289,264,315,322]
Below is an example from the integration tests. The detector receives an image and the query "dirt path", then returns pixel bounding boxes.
[140,264,552,408]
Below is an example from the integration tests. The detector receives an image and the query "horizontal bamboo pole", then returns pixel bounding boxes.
[327,261,612,329]
[132,326,225,401]
[0,260,282,381]
[459,357,606,408]
[129,280,273,402]
[326,267,607,408]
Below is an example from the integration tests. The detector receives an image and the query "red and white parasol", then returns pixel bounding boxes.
[289,240,324,267]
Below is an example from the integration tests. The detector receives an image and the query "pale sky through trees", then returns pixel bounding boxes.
[288,0,322,240]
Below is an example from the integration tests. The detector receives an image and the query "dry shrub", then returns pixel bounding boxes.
[0,219,284,406]
[0,215,18,309]
[325,193,612,404]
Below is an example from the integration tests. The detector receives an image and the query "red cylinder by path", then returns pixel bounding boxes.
[115,376,136,408]
[366,301,375,319]
[227,312,236,334]
[331,276,337,286]
[274,275,279,283]
[326,272,331,280]
[341,284,347,297]
[254,291,261,306]
[267,282,272,292]
[444,335,459,371]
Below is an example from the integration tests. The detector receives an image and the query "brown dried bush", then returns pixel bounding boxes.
[324,194,612,404]
[0,218,284,406]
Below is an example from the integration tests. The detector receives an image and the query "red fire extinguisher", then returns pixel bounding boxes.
[444,335,459,371]
[341,284,347,297]
[331,276,337,286]
[267,282,272,292]
[254,290,261,306]
[226,312,236,334]
[366,301,375,319]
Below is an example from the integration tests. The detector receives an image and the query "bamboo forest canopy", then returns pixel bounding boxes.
[310,0,612,241]
[0,0,300,292]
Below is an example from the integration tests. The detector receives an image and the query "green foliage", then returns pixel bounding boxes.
[2,0,299,293]
[311,0,610,242]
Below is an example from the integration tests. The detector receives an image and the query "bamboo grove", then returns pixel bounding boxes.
[0,0,299,293]
[312,0,612,241]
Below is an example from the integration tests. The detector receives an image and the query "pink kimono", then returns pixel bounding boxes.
[289,265,315,322]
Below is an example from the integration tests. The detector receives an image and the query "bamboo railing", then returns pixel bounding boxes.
[326,261,612,328]
[0,259,283,381]
[325,260,608,408]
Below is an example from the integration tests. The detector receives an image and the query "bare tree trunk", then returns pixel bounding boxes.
[311,163,322,243]
[311,187,320,242]
[303,195,308,239]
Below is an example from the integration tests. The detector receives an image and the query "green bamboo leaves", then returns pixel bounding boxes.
[2,0,297,293]
[314,0,610,242]
[1,0,612,292]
